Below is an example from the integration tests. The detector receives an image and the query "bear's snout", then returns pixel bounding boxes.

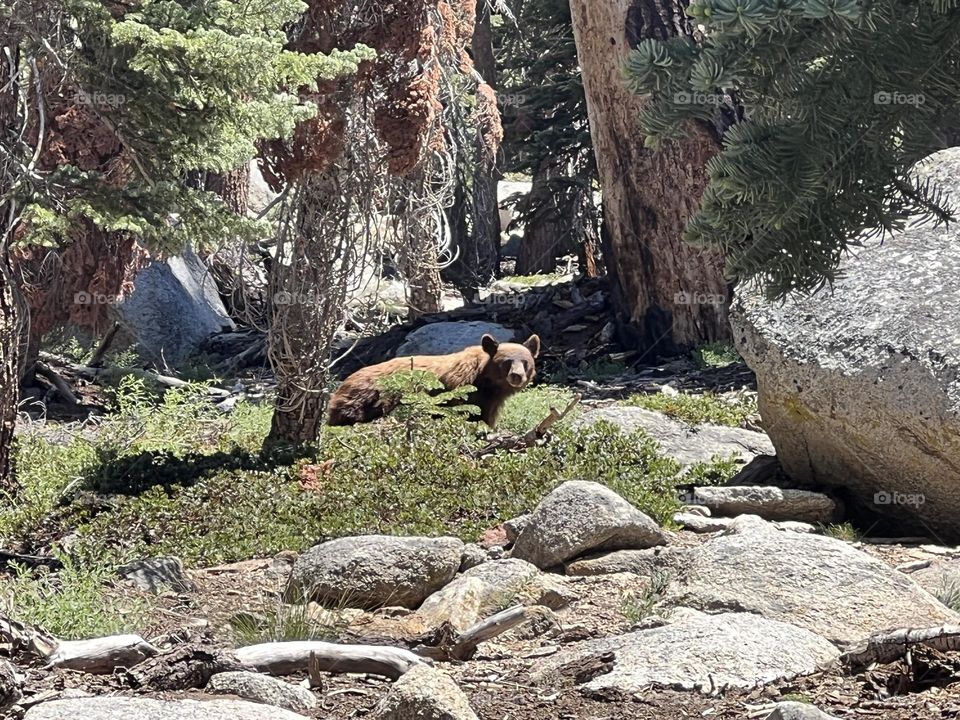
[507,365,528,388]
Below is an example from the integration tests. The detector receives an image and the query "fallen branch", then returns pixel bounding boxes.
[841,625,960,669]
[88,322,122,368]
[234,641,428,680]
[34,362,80,406]
[0,549,62,570]
[451,605,546,660]
[415,605,554,661]
[470,394,581,457]
[46,634,159,674]
[39,353,231,399]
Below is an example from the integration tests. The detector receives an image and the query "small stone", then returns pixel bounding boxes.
[766,701,842,720]
[371,665,478,720]
[24,698,308,720]
[285,535,463,609]
[117,556,194,593]
[690,486,840,524]
[207,671,317,713]
[503,514,531,544]
[673,512,733,533]
[459,544,488,572]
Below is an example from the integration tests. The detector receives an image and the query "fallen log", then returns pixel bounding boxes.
[841,625,960,669]
[46,634,159,674]
[234,641,428,679]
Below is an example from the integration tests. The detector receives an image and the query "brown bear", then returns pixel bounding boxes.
[327,334,540,427]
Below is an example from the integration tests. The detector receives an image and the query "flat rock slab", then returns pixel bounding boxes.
[688,486,840,524]
[565,547,688,577]
[414,558,574,632]
[574,406,774,466]
[512,480,666,570]
[24,697,309,720]
[538,612,839,694]
[206,671,317,713]
[665,516,960,644]
[285,535,464,609]
[396,322,514,356]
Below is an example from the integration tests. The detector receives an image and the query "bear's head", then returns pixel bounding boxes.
[481,334,540,390]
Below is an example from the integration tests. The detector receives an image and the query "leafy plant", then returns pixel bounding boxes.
[621,570,673,626]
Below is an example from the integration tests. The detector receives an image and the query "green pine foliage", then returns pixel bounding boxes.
[9,0,374,254]
[625,0,960,298]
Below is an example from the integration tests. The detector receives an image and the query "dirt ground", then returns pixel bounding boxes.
[10,532,960,720]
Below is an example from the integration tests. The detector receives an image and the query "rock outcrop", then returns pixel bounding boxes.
[731,147,960,539]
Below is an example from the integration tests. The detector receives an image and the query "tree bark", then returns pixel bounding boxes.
[470,2,502,286]
[0,258,18,494]
[569,0,730,354]
[205,166,250,216]
[516,159,563,275]
[0,23,21,494]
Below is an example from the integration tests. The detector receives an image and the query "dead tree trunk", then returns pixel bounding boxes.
[569,0,730,354]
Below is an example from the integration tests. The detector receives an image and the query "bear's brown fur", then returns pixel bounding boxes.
[327,334,540,427]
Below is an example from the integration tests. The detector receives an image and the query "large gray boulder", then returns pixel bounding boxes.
[537,611,839,694]
[284,535,464,609]
[574,406,774,466]
[512,480,667,569]
[731,147,960,540]
[24,697,309,720]
[396,321,515,357]
[664,516,959,644]
[117,246,234,367]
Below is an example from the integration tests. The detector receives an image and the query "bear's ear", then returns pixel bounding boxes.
[523,334,541,358]
[481,334,500,356]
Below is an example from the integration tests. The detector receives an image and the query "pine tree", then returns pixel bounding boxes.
[0,0,370,488]
[626,0,960,297]
[496,0,601,276]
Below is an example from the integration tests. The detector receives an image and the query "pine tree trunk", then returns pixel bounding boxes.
[569,0,730,354]
[470,2,501,286]
[205,165,254,319]
[516,159,563,275]
[205,166,251,216]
